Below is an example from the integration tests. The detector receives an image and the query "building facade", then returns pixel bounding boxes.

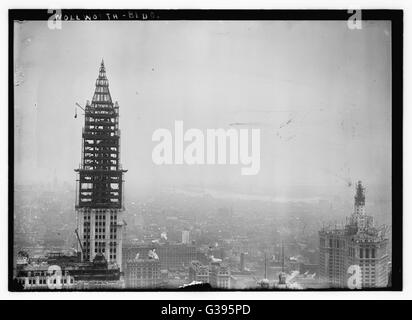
[182,230,190,244]
[75,61,127,269]
[14,263,75,290]
[209,261,231,289]
[14,252,122,290]
[125,250,161,288]
[189,260,210,283]
[123,243,199,271]
[319,181,389,288]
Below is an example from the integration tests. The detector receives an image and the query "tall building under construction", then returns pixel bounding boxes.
[319,181,390,288]
[75,60,127,269]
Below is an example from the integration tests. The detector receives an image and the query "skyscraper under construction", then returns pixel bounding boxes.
[75,60,127,269]
[319,181,389,288]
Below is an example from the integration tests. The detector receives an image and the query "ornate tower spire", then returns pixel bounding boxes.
[354,181,365,207]
[348,180,373,232]
[93,59,112,104]
[354,180,365,215]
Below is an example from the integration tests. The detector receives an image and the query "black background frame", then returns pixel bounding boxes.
[8,9,403,292]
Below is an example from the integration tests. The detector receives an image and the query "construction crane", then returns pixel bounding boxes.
[74,228,84,254]
[74,102,85,119]
[257,252,270,289]
[278,241,286,285]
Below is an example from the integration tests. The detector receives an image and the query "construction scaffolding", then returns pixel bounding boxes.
[74,60,127,267]
[75,60,126,209]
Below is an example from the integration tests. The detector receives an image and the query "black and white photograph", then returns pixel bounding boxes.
[8,8,402,294]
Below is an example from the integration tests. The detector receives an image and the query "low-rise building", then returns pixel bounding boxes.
[210,261,231,289]
[123,243,199,271]
[125,250,161,288]
[189,260,209,283]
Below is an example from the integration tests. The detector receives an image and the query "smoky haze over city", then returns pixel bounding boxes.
[13,20,392,290]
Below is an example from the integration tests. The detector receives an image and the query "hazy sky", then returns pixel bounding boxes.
[14,20,391,197]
